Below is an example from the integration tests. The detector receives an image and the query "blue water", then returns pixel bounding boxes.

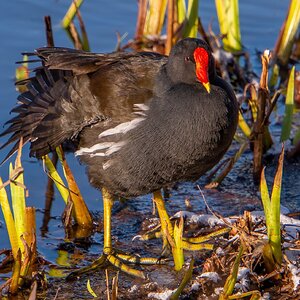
[0,0,292,263]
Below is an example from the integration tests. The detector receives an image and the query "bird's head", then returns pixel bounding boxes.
[166,38,215,93]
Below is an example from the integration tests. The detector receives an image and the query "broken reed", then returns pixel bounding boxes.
[252,50,271,183]
[61,0,89,51]
[0,141,37,294]
[226,48,295,186]
[43,146,92,229]
[134,0,199,54]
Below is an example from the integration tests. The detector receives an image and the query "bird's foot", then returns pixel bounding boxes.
[66,247,167,280]
[139,192,230,270]
[139,222,227,249]
[182,227,230,250]
[138,222,230,270]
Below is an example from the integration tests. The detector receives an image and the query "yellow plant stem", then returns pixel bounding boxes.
[215,0,242,52]
[260,146,284,269]
[170,258,194,300]
[19,238,34,286]
[87,279,97,298]
[43,155,69,204]
[238,111,251,138]
[280,66,295,142]
[0,177,19,259]
[24,207,36,249]
[262,242,276,273]
[24,207,37,273]
[220,245,244,299]
[56,147,92,228]
[274,0,300,65]
[61,0,84,29]
[9,250,21,295]
[183,0,199,38]
[144,0,167,36]
[177,0,186,24]
[166,0,175,55]
[10,162,26,258]
[269,147,284,265]
[228,291,261,299]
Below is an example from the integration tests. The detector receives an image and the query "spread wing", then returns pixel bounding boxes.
[0,47,166,163]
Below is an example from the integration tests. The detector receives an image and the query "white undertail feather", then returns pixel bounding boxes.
[133,104,149,116]
[98,117,145,138]
[133,103,149,111]
[76,115,146,165]
[88,141,126,157]
[75,141,125,157]
[75,142,116,155]
[105,141,126,155]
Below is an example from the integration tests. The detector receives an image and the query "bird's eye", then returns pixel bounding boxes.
[185,56,195,63]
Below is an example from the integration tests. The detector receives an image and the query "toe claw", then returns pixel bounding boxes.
[132,234,142,241]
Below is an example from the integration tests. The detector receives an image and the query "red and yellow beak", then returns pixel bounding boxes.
[193,47,210,93]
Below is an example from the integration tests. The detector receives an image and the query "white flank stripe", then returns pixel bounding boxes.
[105,141,126,155]
[90,152,106,157]
[133,103,149,111]
[134,111,147,117]
[98,117,144,138]
[77,141,126,158]
[75,142,115,156]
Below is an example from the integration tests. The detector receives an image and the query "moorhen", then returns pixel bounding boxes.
[1,38,238,278]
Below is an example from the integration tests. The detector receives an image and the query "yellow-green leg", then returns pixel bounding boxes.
[67,188,164,280]
[140,190,230,271]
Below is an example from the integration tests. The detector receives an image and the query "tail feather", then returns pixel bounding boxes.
[11,105,28,114]
[4,115,22,125]
[35,72,50,91]
[18,92,34,104]
[1,66,72,162]
[1,48,106,164]
[1,140,30,163]
[31,130,67,157]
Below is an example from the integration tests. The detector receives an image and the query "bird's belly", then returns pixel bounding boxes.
[82,134,229,199]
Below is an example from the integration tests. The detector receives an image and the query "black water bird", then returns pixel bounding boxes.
[1,38,238,278]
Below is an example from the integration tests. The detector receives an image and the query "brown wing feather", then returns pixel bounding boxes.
[1,47,166,163]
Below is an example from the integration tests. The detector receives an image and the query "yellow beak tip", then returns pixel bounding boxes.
[203,82,211,93]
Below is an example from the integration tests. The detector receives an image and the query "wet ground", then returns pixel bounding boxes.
[2,146,299,299]
[0,0,299,299]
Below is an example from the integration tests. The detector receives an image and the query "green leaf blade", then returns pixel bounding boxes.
[281,66,295,142]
